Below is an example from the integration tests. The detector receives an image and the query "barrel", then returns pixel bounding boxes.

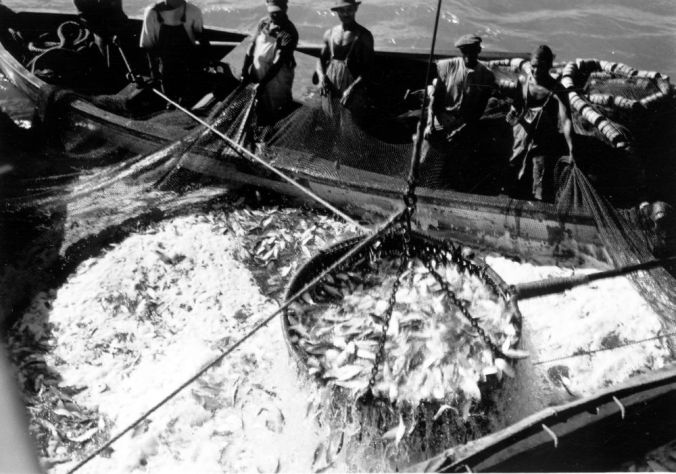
[589,71,614,81]
[614,63,638,77]
[597,119,625,147]
[636,70,661,80]
[488,58,511,68]
[498,79,518,93]
[613,96,639,111]
[640,92,666,109]
[581,105,604,126]
[587,94,613,107]
[569,93,588,112]
[510,58,527,73]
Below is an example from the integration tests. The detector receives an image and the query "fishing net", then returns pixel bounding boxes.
[3,53,675,330]
[488,58,676,338]
[2,51,676,472]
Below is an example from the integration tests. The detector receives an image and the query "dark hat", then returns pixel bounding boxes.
[454,34,482,49]
[330,0,361,11]
[267,0,287,12]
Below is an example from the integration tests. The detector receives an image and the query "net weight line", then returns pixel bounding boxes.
[67,210,405,473]
[532,331,676,366]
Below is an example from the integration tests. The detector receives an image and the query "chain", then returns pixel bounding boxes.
[366,222,411,392]
[421,254,504,358]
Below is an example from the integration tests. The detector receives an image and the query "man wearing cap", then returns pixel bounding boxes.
[316,0,374,121]
[241,0,299,122]
[507,45,575,201]
[421,34,495,189]
[140,0,210,105]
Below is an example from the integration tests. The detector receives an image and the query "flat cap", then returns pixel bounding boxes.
[454,34,482,48]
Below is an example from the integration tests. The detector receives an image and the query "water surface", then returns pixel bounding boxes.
[4,0,676,76]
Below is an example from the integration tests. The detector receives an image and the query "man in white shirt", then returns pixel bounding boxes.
[140,0,210,104]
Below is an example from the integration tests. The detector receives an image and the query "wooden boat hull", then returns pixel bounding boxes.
[0,10,649,264]
[407,365,676,472]
[0,9,674,474]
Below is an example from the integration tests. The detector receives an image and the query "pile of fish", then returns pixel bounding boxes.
[287,253,523,412]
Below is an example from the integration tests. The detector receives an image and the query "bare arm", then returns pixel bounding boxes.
[423,77,441,139]
[317,29,332,93]
[340,30,374,104]
[557,94,574,158]
[240,23,260,82]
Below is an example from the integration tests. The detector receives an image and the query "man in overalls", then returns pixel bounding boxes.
[507,45,574,201]
[241,0,298,123]
[140,0,210,105]
[316,0,374,123]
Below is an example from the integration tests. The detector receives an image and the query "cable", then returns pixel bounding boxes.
[152,88,368,232]
[408,0,443,189]
[67,210,405,473]
[532,331,676,366]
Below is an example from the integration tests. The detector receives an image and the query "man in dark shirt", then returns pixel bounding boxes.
[420,34,495,189]
[140,0,210,104]
[241,0,298,121]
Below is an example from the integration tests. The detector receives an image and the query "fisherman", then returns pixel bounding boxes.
[140,0,210,105]
[316,0,374,123]
[241,0,298,122]
[74,0,128,43]
[420,34,495,190]
[506,45,574,201]
[73,0,138,91]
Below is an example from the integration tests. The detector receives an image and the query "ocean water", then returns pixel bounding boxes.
[4,0,676,77]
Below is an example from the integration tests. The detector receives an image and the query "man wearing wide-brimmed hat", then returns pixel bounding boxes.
[316,0,374,121]
[241,0,298,121]
[420,34,495,189]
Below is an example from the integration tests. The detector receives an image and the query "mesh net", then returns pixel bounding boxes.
[2,56,676,473]
[2,63,676,331]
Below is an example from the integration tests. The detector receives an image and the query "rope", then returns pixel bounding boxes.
[512,255,676,300]
[67,210,404,473]
[532,331,676,366]
[152,88,368,232]
[408,0,443,191]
